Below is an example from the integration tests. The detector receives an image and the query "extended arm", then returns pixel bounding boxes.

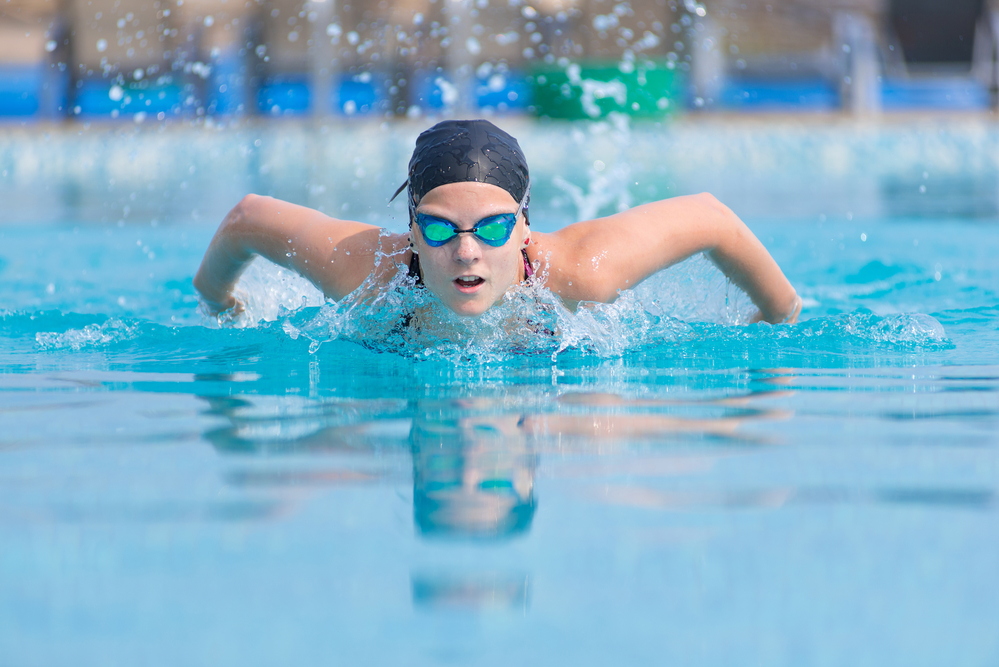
[533,193,801,324]
[193,194,386,313]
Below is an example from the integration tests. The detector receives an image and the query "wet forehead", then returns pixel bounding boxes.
[416,182,520,227]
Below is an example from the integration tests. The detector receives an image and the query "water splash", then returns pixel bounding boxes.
[199,257,326,328]
[553,114,633,221]
[207,248,949,363]
[35,318,139,351]
[797,310,948,347]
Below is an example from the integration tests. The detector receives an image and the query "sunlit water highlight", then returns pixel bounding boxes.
[2,121,999,666]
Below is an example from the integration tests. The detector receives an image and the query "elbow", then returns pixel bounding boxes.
[693,192,748,249]
[224,194,270,242]
[238,192,265,211]
[692,192,737,224]
[228,194,263,229]
[692,191,722,208]
[216,194,266,261]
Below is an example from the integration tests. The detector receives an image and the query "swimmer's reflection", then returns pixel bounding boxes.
[198,389,791,539]
[410,409,536,539]
[411,571,530,612]
[198,395,539,538]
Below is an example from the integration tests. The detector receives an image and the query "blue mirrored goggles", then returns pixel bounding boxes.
[415,212,518,247]
[411,184,530,248]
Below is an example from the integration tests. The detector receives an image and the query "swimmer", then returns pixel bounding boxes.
[194,119,802,324]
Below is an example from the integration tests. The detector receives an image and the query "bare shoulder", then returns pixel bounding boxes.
[527,193,731,304]
[309,227,412,300]
[228,194,410,300]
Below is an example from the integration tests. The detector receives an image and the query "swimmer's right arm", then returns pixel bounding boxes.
[536,193,801,324]
[194,194,387,312]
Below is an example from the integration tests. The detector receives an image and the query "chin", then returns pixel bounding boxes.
[447,300,490,318]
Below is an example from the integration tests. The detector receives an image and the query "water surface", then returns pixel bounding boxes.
[2,120,998,666]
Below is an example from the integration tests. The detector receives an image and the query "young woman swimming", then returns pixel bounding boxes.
[194,119,802,325]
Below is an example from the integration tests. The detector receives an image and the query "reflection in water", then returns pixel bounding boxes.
[593,485,995,511]
[198,386,798,538]
[0,499,284,524]
[411,571,530,612]
[199,382,997,530]
[411,408,537,539]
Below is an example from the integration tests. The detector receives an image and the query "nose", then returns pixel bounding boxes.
[453,232,481,264]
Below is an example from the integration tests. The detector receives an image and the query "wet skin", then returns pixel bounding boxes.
[409,182,531,317]
[194,184,801,324]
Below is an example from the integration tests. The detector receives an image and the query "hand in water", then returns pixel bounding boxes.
[750,294,802,325]
[199,292,245,326]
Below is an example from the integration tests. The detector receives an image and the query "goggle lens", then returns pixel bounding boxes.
[415,213,517,247]
[423,222,457,243]
[475,219,512,242]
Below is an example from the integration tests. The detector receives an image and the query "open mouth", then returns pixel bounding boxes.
[454,276,485,292]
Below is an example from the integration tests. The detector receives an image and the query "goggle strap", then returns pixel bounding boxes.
[516,180,531,224]
[389,180,408,203]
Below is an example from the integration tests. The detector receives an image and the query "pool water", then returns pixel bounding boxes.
[2,119,998,666]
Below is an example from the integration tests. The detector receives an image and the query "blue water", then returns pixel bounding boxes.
[2,120,999,666]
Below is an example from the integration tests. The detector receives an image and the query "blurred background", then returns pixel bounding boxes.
[3,0,998,230]
[1,0,996,121]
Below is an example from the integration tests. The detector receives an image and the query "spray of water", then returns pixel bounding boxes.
[200,240,784,364]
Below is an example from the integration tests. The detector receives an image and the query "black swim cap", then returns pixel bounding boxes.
[392,119,530,221]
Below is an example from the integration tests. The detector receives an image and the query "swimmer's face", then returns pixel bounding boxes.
[411,181,529,317]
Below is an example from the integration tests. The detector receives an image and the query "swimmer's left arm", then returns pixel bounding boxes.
[194,194,388,313]
[536,193,801,324]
